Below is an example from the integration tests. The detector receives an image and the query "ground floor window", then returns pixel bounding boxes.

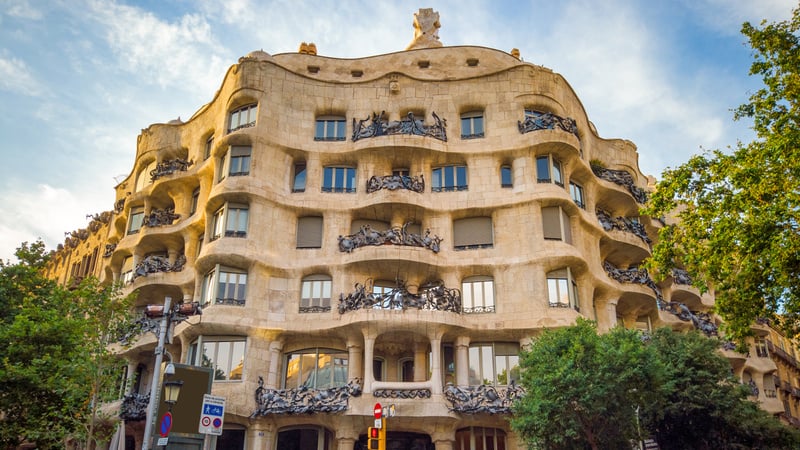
[455,427,507,450]
[217,428,245,450]
[278,426,332,450]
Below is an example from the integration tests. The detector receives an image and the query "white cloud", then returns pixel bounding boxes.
[683,0,797,35]
[5,0,43,20]
[0,50,44,96]
[84,0,232,94]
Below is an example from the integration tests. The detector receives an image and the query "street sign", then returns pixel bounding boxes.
[198,394,226,436]
[159,412,173,437]
[374,418,382,428]
[374,402,382,419]
[387,404,396,417]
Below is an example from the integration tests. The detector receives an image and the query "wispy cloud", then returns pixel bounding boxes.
[683,0,797,35]
[0,49,44,96]
[5,0,43,20]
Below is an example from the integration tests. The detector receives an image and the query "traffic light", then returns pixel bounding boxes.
[367,426,380,450]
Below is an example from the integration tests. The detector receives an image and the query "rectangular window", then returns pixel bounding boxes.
[315,117,346,141]
[755,337,769,358]
[300,276,332,312]
[322,166,356,193]
[228,146,251,177]
[432,165,468,192]
[293,162,307,192]
[284,349,349,389]
[542,206,572,244]
[468,343,519,386]
[453,217,493,250]
[297,216,323,248]
[204,135,214,160]
[193,338,246,381]
[462,277,495,313]
[461,111,484,139]
[202,266,248,307]
[569,181,585,209]
[501,165,513,188]
[127,207,144,235]
[536,155,563,187]
[547,268,579,311]
[121,256,134,284]
[190,188,200,215]
[228,104,257,133]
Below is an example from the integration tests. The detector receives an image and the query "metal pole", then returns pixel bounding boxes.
[141,296,172,450]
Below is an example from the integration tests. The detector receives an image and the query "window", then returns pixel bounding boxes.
[453,217,493,250]
[121,256,134,284]
[536,155,563,186]
[322,166,356,193]
[371,280,400,310]
[315,116,346,141]
[569,181,585,209]
[190,188,200,215]
[462,276,495,313]
[296,216,323,248]
[547,268,580,311]
[211,203,249,240]
[456,427,507,450]
[201,266,247,306]
[228,104,257,133]
[755,336,769,358]
[127,207,144,235]
[300,275,332,313]
[634,315,652,332]
[219,146,251,181]
[292,161,307,192]
[204,135,214,160]
[432,165,468,192]
[284,348,348,389]
[541,206,572,243]
[468,343,519,386]
[500,165,513,188]
[188,337,246,381]
[135,160,157,192]
[461,111,484,139]
[277,427,333,450]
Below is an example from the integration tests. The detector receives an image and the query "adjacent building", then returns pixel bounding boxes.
[46,8,785,450]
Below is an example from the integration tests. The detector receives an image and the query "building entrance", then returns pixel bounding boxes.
[355,431,433,450]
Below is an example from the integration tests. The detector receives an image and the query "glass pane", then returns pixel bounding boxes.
[481,346,493,385]
[495,355,507,385]
[468,347,481,385]
[336,120,345,138]
[456,165,467,188]
[536,157,550,181]
[501,166,512,186]
[285,354,301,388]
[301,281,312,299]
[217,273,227,300]
[444,166,454,188]
[294,163,307,191]
[312,281,322,299]
[558,279,569,305]
[553,160,563,184]
[484,281,494,307]
[346,168,356,190]
[322,281,331,299]
[323,167,333,190]
[461,117,471,135]
[238,209,248,232]
[326,120,335,137]
[473,116,484,135]
[547,279,559,304]
[432,168,441,189]
[463,283,474,309]
[237,274,247,300]
[229,110,239,129]
[216,342,231,380]
[315,120,325,138]
[300,353,317,387]
[509,355,520,384]
[230,341,245,380]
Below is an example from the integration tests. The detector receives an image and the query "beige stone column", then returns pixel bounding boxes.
[335,424,359,450]
[431,429,455,450]
[414,341,427,382]
[429,337,443,394]
[363,332,376,393]
[247,422,276,450]
[605,298,619,331]
[347,339,363,382]
[125,360,138,394]
[455,336,470,386]
[266,340,284,388]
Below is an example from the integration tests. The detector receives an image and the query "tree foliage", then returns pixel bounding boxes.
[0,241,132,449]
[512,322,800,450]
[642,5,800,342]
[511,319,660,450]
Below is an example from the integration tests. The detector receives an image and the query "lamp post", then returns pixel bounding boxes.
[139,296,201,450]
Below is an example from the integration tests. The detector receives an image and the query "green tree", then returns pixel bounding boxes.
[643,5,800,342]
[0,241,132,449]
[642,328,800,449]
[511,319,660,450]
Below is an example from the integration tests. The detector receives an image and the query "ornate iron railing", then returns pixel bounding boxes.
[119,392,149,421]
[338,279,461,314]
[367,174,425,193]
[671,268,692,285]
[352,111,447,142]
[338,222,442,253]
[596,209,651,244]
[133,254,185,279]
[142,207,180,227]
[517,110,579,138]
[590,163,648,204]
[150,158,192,181]
[603,260,662,301]
[252,377,362,416]
[103,243,117,258]
[444,382,525,414]
[373,389,431,399]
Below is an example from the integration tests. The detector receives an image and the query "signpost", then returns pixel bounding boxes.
[198,394,226,436]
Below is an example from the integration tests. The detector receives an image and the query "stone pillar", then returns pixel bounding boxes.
[347,340,364,382]
[414,341,427,382]
[605,298,619,331]
[266,340,284,388]
[248,422,276,450]
[167,248,177,266]
[429,337,443,394]
[364,334,375,393]
[335,424,359,450]
[125,360,138,394]
[455,336,470,386]
[431,429,456,450]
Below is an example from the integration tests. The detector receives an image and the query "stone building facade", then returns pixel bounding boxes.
[43,9,768,450]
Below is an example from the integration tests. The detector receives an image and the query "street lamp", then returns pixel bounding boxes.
[140,296,201,450]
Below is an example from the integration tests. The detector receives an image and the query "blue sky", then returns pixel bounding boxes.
[0,0,796,261]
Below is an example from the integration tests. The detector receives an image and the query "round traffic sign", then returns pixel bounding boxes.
[201,416,211,427]
[213,418,222,428]
[159,412,173,437]
[374,402,382,419]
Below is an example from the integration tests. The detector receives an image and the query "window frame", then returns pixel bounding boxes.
[322,166,357,193]
[467,342,520,387]
[547,267,580,311]
[453,217,494,250]
[292,161,307,193]
[460,111,485,139]
[569,181,585,209]
[204,135,214,160]
[541,205,572,243]
[314,116,346,141]
[283,348,349,390]
[432,165,468,192]
[127,207,144,235]
[228,103,257,133]
[536,154,564,187]
[201,265,248,307]
[462,276,495,313]
[188,336,246,382]
[190,188,200,216]
[500,165,513,188]
[210,203,249,240]
[300,275,332,313]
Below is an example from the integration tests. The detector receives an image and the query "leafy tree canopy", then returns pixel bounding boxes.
[643,4,800,342]
[0,241,132,449]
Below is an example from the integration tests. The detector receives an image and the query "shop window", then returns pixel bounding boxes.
[276,427,333,450]
[455,427,507,450]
